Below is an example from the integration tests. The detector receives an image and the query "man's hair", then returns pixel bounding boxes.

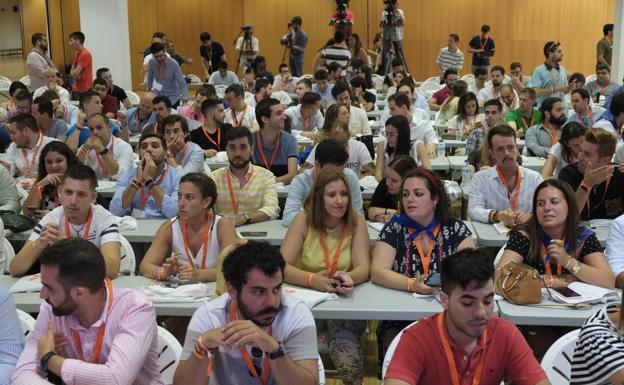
[314,68,329,81]
[520,87,536,100]
[40,238,106,293]
[151,42,165,54]
[584,128,617,158]
[481,24,490,33]
[350,77,366,90]
[331,81,351,99]
[569,72,586,85]
[333,30,346,44]
[95,67,110,79]
[222,240,285,292]
[510,62,522,70]
[201,98,223,116]
[449,33,459,42]
[225,84,245,98]
[300,92,321,107]
[78,90,99,110]
[9,113,39,133]
[443,68,458,81]
[604,23,614,36]
[9,81,28,97]
[327,61,342,74]
[218,61,228,71]
[153,31,166,39]
[543,41,561,58]
[487,124,516,148]
[483,98,502,111]
[31,32,46,46]
[398,80,415,93]
[441,248,494,294]
[139,132,167,150]
[473,67,488,77]
[596,63,610,73]
[92,78,107,88]
[291,16,302,26]
[609,92,624,118]
[315,139,349,167]
[33,97,54,118]
[388,92,411,109]
[391,57,403,68]
[41,89,60,101]
[255,98,280,128]
[571,88,590,103]
[200,32,211,42]
[69,31,85,44]
[152,95,172,109]
[88,112,110,127]
[13,89,32,103]
[162,114,189,134]
[279,63,289,72]
[540,97,563,119]
[62,164,97,191]
[198,85,217,99]
[490,65,505,76]
[225,125,252,146]
[254,78,271,94]
[297,78,312,89]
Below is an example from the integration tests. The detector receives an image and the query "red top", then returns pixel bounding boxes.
[432,87,452,106]
[72,48,93,93]
[102,94,119,116]
[385,313,547,385]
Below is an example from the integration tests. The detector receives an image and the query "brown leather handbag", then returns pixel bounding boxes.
[495,261,543,305]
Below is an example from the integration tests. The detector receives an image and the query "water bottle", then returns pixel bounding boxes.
[461,160,471,187]
[437,139,445,158]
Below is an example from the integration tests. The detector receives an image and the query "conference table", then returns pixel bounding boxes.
[448,155,545,172]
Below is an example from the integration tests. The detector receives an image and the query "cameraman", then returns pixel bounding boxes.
[331,0,354,36]
[235,24,259,74]
[285,16,308,77]
[380,0,405,76]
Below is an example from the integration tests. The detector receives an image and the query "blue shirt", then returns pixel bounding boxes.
[0,285,24,384]
[531,63,568,106]
[66,119,121,147]
[109,165,181,218]
[126,107,156,134]
[147,57,189,105]
[605,214,624,277]
[251,130,298,178]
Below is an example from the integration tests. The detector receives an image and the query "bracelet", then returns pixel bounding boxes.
[564,255,573,269]
[131,179,142,189]
[580,181,592,192]
[407,277,416,293]
[384,208,388,215]
[306,272,314,288]
[192,345,207,360]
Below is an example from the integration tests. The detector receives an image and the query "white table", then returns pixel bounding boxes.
[448,155,544,172]
[497,299,600,327]
[366,110,382,120]
[429,157,450,171]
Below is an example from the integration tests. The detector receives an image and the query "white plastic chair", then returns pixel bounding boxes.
[215,85,227,98]
[0,78,10,91]
[585,74,597,84]
[19,76,30,88]
[271,90,292,105]
[157,326,183,385]
[503,74,512,84]
[126,90,140,106]
[0,75,11,83]
[318,354,325,385]
[17,309,36,337]
[372,74,385,91]
[382,321,418,381]
[3,238,15,274]
[494,243,506,266]
[418,77,444,99]
[118,234,136,276]
[299,74,313,80]
[541,329,580,385]
[187,74,202,84]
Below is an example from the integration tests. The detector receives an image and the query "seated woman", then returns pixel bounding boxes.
[571,295,624,384]
[281,168,370,385]
[435,80,468,125]
[368,156,417,223]
[374,115,430,181]
[301,103,350,142]
[497,179,614,289]
[386,70,408,96]
[541,122,586,179]
[139,173,237,282]
[447,91,485,140]
[22,141,79,220]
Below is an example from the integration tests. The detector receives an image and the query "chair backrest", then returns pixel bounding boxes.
[0,78,11,91]
[19,75,30,87]
[16,309,36,337]
[372,74,385,91]
[3,238,15,275]
[494,243,506,267]
[382,321,419,381]
[272,90,292,105]
[215,84,227,98]
[299,74,313,80]
[541,329,580,385]
[0,75,11,83]
[157,326,183,385]
[126,90,140,106]
[418,78,444,98]
[585,74,597,84]
[318,354,325,385]
[187,74,202,84]
[118,234,136,276]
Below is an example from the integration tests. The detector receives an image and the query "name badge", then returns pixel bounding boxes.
[153,80,163,92]
[131,208,146,219]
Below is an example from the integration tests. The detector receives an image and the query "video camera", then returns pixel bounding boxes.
[241,25,252,39]
[382,0,398,26]
[330,0,351,28]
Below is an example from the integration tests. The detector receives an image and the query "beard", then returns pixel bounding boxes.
[549,115,567,127]
[237,292,280,327]
[230,156,251,169]
[47,296,78,316]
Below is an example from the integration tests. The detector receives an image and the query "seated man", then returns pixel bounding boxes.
[11,238,161,385]
[382,57,408,94]
[559,128,624,220]
[163,114,205,175]
[65,90,121,151]
[509,61,532,94]
[77,112,134,180]
[110,132,180,219]
[92,78,119,118]
[0,165,20,213]
[351,77,376,112]
[505,87,541,138]
[173,240,318,385]
[466,98,504,158]
[207,60,240,86]
[290,78,312,106]
[379,80,430,126]
[311,68,335,109]
[5,113,56,177]
[141,95,172,135]
[245,77,272,109]
[428,68,458,111]
[97,67,132,109]
[32,96,68,140]
[468,67,488,96]
[212,126,280,226]
[0,284,23,383]
[223,84,257,129]
[41,89,80,126]
[384,248,549,385]
[284,92,324,132]
[499,84,519,113]
[469,124,543,226]
[190,98,232,158]
[121,91,156,137]
[477,65,506,104]
[32,68,70,104]
[568,88,615,131]
[524,97,566,157]
[10,165,120,278]
[388,92,438,158]
[273,63,297,93]
[283,139,363,227]
[332,81,373,138]
[605,213,624,288]
[252,98,298,184]
[177,87,211,123]
[584,63,619,102]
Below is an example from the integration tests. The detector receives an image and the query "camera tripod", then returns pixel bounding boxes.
[234,29,254,75]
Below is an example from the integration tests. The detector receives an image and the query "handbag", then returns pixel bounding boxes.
[0,212,36,233]
[495,261,543,305]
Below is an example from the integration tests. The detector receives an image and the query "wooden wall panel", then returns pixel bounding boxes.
[19,0,47,59]
[59,0,80,66]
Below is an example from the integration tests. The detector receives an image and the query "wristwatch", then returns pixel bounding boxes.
[266,342,286,360]
[242,212,252,224]
[99,147,109,156]
[145,178,155,188]
[569,258,582,275]
[40,351,57,372]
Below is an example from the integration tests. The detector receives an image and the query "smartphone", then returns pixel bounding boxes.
[424,272,441,287]
[553,287,581,298]
[240,231,268,237]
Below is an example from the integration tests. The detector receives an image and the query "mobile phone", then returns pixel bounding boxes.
[424,272,441,287]
[553,287,581,298]
[240,231,268,237]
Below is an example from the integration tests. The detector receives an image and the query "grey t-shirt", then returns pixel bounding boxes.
[48,118,69,140]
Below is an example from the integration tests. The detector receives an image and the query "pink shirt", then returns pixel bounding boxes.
[12,285,163,385]
[177,105,205,123]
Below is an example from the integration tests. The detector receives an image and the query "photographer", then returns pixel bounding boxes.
[380,0,405,76]
[235,24,259,75]
[283,16,308,77]
[330,0,354,36]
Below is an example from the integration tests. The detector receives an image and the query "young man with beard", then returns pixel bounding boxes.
[173,240,318,385]
[505,88,541,138]
[27,33,58,90]
[384,248,549,385]
[477,66,506,105]
[141,95,172,136]
[212,126,279,227]
[110,133,181,218]
[11,238,161,385]
[567,88,615,132]
[162,114,205,175]
[532,41,569,107]
[524,97,567,157]
[191,98,232,158]
[5,113,56,177]
[224,84,257,130]
[65,91,121,151]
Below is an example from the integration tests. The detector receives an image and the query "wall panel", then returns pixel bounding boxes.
[19,0,47,58]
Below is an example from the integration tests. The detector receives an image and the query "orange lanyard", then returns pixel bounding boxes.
[176,144,187,164]
[139,165,169,208]
[231,106,247,127]
[71,278,113,364]
[225,167,254,215]
[541,243,563,287]
[495,165,522,211]
[548,68,562,89]
[180,213,212,269]
[152,122,159,134]
[437,313,488,385]
[229,301,271,385]
[409,224,441,277]
[545,127,560,145]
[64,209,93,240]
[95,137,115,177]
[582,108,594,128]
[156,60,168,82]
[319,225,347,277]
[479,37,489,51]
[21,134,43,170]
[596,83,609,95]
[586,176,611,218]
[203,125,221,148]
[520,114,534,130]
[256,131,281,170]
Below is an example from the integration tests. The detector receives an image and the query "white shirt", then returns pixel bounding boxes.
[468,165,544,223]
[347,105,372,137]
[379,102,429,127]
[172,141,205,175]
[224,105,256,128]
[78,136,134,181]
[447,113,486,138]
[305,139,373,175]
[170,215,222,269]
[547,143,573,177]
[29,204,120,246]
[5,135,56,177]
[605,213,624,277]
[244,95,259,109]
[410,116,438,145]
[235,36,259,64]
[284,105,324,132]
[207,71,240,87]
[33,85,70,105]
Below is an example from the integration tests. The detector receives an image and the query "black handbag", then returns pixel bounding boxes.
[0,212,36,233]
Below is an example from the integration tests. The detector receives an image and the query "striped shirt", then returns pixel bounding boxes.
[320,45,351,68]
[12,285,162,385]
[436,47,464,72]
[0,285,23,384]
[213,164,280,219]
[571,302,624,385]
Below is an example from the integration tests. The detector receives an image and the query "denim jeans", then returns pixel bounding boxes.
[381,39,403,76]
[290,54,304,77]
